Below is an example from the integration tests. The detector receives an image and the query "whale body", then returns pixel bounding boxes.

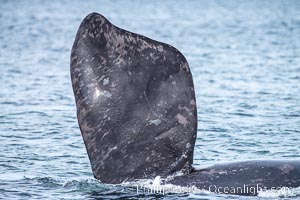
[70,13,300,195]
[168,160,300,195]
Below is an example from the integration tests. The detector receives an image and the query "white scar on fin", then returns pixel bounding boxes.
[176,114,188,127]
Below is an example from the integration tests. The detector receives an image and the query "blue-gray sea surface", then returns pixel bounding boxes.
[1,0,300,199]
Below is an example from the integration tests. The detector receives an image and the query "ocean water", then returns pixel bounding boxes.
[1,0,300,199]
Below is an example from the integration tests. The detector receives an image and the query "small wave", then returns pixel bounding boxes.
[22,176,99,187]
[229,112,255,117]
[23,176,63,188]
[62,178,103,189]
[7,111,49,117]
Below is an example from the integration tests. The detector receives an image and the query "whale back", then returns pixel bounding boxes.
[70,13,197,183]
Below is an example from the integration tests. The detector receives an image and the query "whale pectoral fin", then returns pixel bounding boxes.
[71,12,197,183]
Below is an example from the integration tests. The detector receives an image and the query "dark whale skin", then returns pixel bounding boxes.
[168,160,300,195]
[70,13,197,184]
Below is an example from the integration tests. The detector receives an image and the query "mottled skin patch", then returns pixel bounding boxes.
[279,164,294,174]
[70,13,197,183]
[168,160,300,196]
